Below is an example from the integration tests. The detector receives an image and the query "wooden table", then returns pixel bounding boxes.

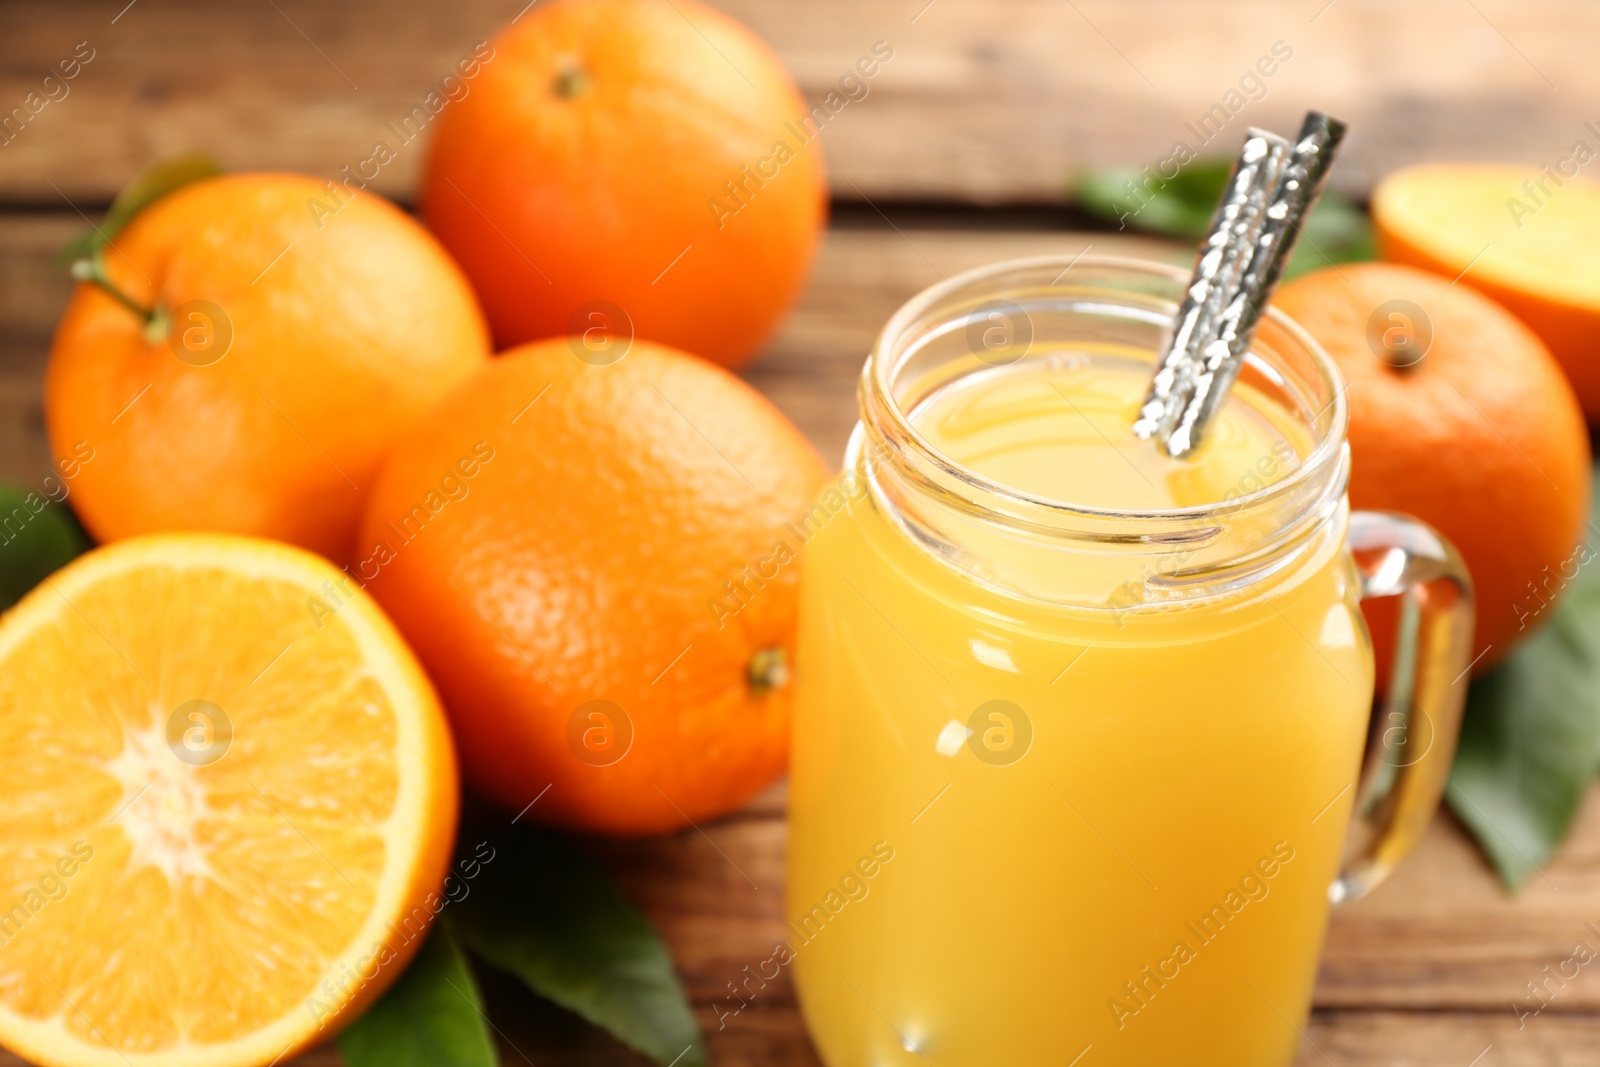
[5,2,1600,1064]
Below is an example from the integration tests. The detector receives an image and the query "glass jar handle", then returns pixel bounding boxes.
[1334,510,1475,903]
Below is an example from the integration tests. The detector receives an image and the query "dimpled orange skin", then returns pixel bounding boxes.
[1275,263,1591,675]
[357,339,828,834]
[421,0,826,368]
[45,173,490,563]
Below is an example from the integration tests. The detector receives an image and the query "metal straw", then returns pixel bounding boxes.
[1131,130,1289,445]
[1135,111,1348,458]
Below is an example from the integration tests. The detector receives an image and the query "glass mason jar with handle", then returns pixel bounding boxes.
[785,256,1473,1067]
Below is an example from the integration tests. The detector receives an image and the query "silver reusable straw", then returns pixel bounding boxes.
[1134,111,1348,458]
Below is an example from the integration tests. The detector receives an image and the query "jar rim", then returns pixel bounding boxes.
[864,253,1350,529]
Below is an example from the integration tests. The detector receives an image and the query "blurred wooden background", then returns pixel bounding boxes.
[3,0,1600,1064]
[0,0,1593,203]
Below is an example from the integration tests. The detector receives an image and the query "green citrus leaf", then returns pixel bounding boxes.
[1447,463,1600,891]
[1283,192,1375,280]
[57,153,223,264]
[1075,160,1231,240]
[452,822,706,1067]
[1071,157,1374,279]
[337,922,499,1067]
[0,484,91,610]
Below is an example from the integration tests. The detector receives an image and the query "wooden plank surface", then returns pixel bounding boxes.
[3,215,1600,1063]
[6,1008,1590,1067]
[2,0,1596,205]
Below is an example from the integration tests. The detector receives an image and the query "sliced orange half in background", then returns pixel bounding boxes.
[1373,162,1600,418]
[0,535,457,1067]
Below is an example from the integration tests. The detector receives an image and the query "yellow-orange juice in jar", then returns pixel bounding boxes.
[785,257,1473,1067]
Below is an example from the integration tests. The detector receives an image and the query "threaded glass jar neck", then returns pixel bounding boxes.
[853,254,1351,609]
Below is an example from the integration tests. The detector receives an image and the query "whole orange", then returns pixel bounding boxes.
[45,173,490,562]
[421,0,826,368]
[356,338,828,834]
[1274,263,1591,675]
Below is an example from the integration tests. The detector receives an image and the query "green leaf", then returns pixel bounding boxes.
[337,922,499,1067]
[1447,464,1600,890]
[0,484,91,611]
[1076,159,1233,241]
[1287,192,1375,280]
[57,153,223,264]
[452,822,706,1067]
[1071,158,1374,279]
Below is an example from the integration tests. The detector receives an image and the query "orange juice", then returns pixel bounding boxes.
[787,350,1374,1065]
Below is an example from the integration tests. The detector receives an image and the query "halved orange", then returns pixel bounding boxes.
[1373,163,1600,417]
[0,535,457,1067]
